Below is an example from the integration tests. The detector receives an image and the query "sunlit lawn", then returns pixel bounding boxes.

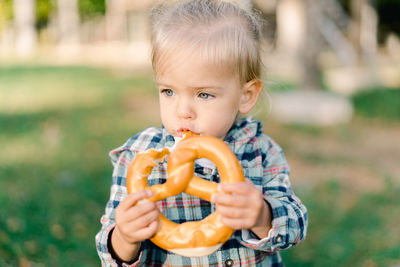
[0,65,399,266]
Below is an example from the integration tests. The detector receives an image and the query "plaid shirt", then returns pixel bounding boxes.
[96,117,308,266]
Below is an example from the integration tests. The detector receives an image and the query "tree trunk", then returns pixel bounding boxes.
[359,1,378,63]
[276,0,306,59]
[300,0,323,91]
[13,0,37,57]
[57,0,80,46]
[349,0,378,61]
[105,0,127,42]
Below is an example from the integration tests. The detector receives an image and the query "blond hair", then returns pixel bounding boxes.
[149,0,262,85]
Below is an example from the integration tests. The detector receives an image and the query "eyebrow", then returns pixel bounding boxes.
[156,83,173,88]
[156,83,222,90]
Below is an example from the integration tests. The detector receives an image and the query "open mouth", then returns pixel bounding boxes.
[178,128,198,137]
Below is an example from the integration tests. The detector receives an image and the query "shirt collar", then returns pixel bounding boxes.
[224,117,262,144]
[161,126,175,148]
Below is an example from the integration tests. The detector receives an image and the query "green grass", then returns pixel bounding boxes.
[281,179,400,267]
[352,87,400,121]
[0,65,159,266]
[1,65,399,266]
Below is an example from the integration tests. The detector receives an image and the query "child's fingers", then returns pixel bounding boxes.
[219,216,253,230]
[212,193,247,208]
[219,180,253,195]
[132,220,159,241]
[216,204,246,219]
[116,207,159,242]
[117,216,159,244]
[119,190,153,211]
[124,200,158,221]
[129,208,159,228]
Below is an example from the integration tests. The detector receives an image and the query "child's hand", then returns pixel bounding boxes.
[111,190,159,261]
[115,190,159,244]
[212,179,272,238]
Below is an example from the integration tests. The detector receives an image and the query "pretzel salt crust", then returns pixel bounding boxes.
[126,133,245,257]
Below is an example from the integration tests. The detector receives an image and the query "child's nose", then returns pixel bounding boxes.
[176,98,195,119]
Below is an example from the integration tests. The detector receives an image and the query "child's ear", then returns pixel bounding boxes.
[239,79,262,114]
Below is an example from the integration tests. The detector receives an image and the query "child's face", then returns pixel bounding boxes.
[155,53,248,139]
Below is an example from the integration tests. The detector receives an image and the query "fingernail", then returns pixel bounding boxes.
[211,195,216,203]
[137,199,147,204]
[217,184,222,191]
[145,190,153,197]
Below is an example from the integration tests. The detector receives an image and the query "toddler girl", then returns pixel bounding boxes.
[96,0,308,266]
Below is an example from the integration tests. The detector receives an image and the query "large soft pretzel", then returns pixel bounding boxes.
[126,133,245,257]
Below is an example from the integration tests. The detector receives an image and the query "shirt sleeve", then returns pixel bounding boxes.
[237,137,308,252]
[95,149,143,267]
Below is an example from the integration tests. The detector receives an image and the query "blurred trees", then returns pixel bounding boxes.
[13,0,37,56]
[105,0,127,41]
[0,0,105,21]
[57,0,79,46]
[341,0,400,40]
[79,0,105,19]
[1,0,399,43]
[0,0,399,87]
[263,0,395,91]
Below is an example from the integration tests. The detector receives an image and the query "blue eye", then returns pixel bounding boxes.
[161,89,174,96]
[198,92,213,99]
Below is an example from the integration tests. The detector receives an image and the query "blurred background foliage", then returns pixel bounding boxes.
[78,0,105,19]
[1,0,106,20]
[0,65,156,266]
[0,0,398,37]
[352,87,400,120]
[339,0,400,39]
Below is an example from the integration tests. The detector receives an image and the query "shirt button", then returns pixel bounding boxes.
[225,259,234,266]
[276,235,283,243]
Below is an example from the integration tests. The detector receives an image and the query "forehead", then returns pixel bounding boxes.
[154,43,237,83]
[156,59,238,91]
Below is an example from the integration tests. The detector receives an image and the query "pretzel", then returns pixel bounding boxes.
[126,133,245,257]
